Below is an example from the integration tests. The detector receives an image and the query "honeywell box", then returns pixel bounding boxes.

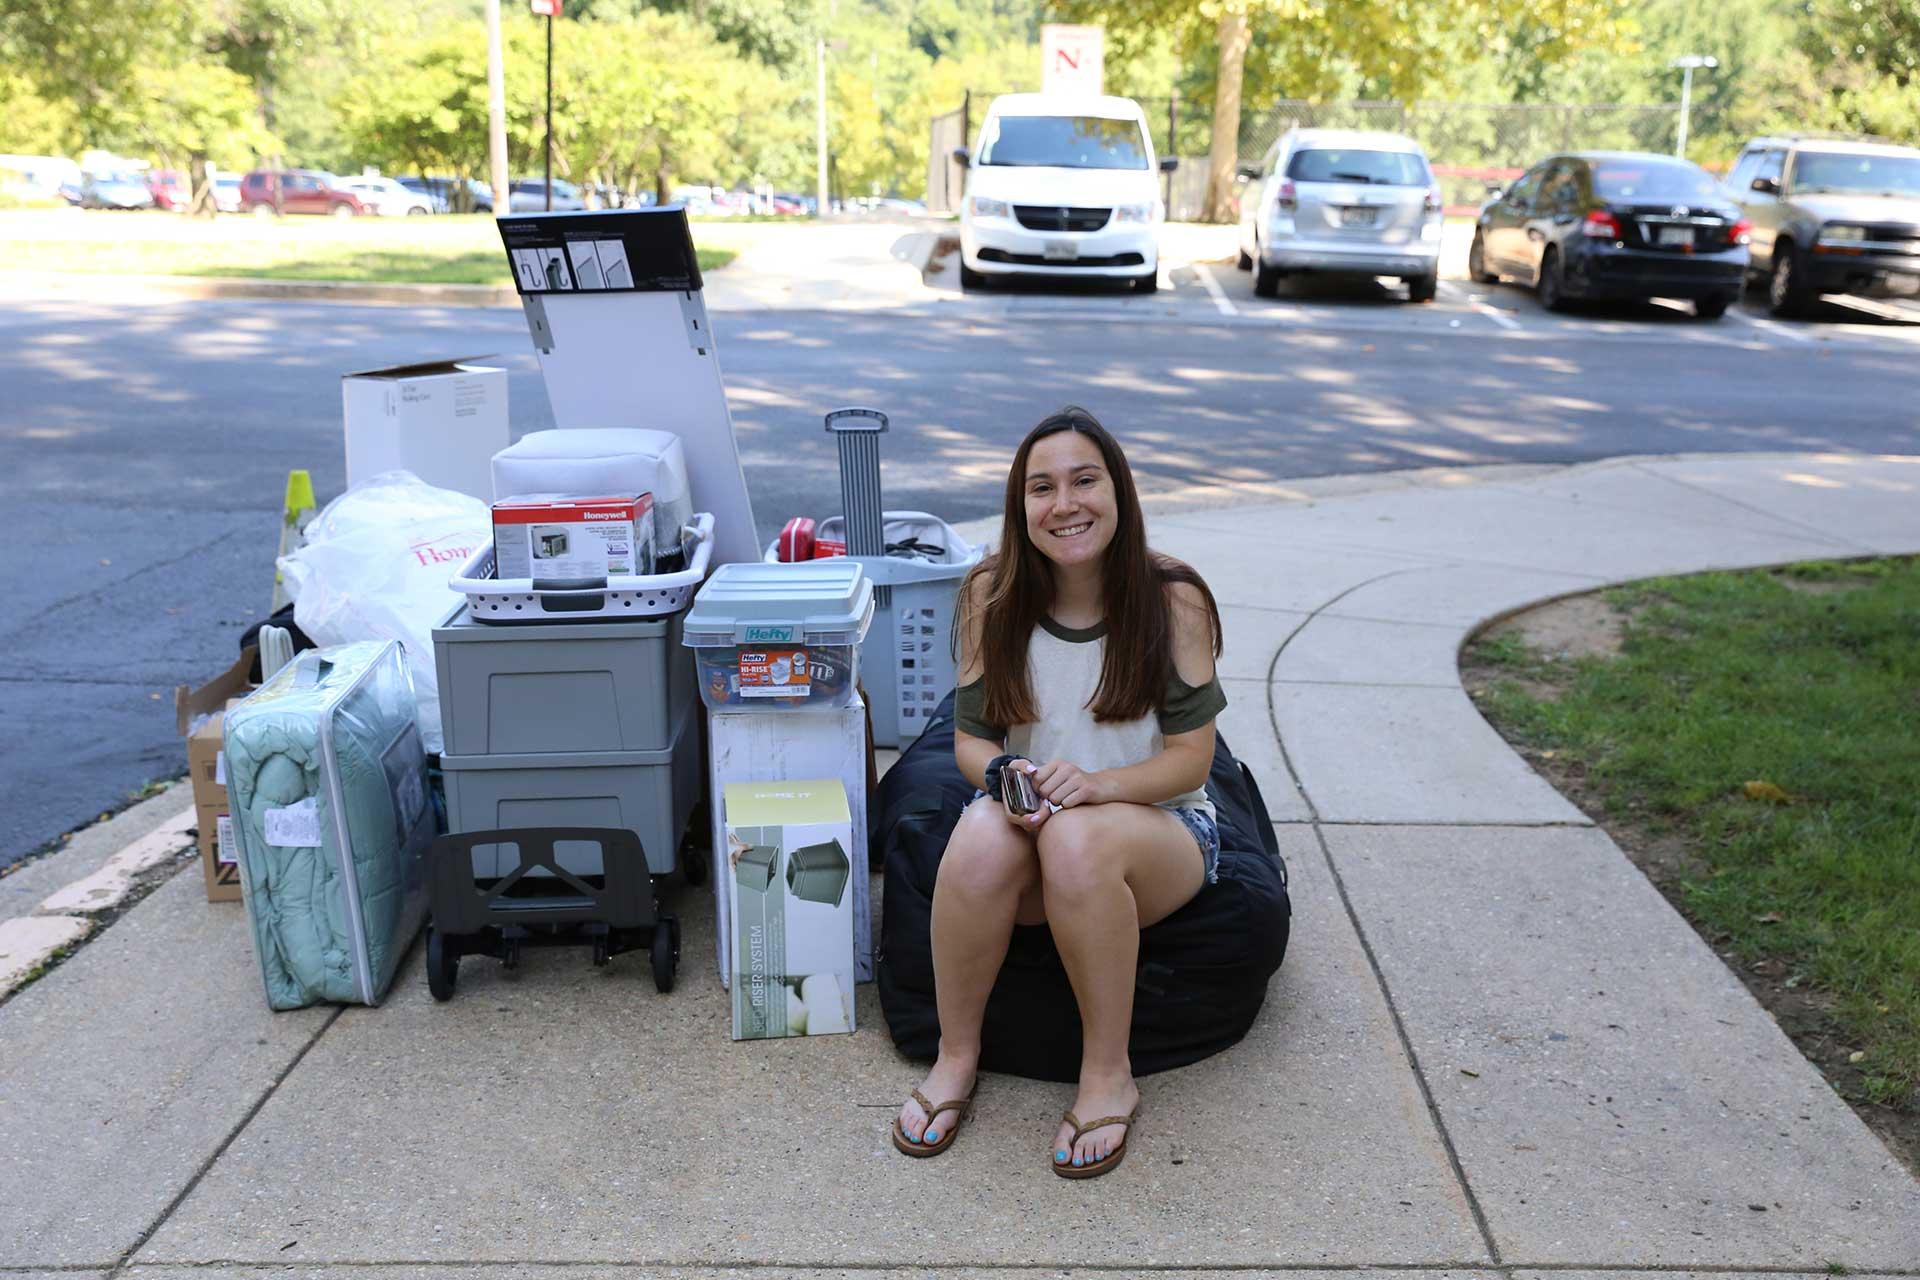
[175,649,257,902]
[492,492,655,582]
[342,357,509,500]
[724,779,855,1041]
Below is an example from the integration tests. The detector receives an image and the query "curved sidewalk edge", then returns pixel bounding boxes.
[1151,449,1920,1266]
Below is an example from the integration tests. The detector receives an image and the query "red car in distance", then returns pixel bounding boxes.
[239,169,372,217]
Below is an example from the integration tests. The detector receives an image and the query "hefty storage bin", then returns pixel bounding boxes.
[432,604,694,756]
[222,641,433,1010]
[440,697,699,878]
[683,560,874,713]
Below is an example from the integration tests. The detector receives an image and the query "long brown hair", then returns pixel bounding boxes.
[964,406,1223,729]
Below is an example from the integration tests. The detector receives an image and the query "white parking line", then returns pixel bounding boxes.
[1723,307,1814,344]
[1440,280,1522,331]
[1191,263,1238,317]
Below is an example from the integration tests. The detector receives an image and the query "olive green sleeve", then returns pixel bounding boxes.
[1159,674,1227,736]
[954,678,1006,742]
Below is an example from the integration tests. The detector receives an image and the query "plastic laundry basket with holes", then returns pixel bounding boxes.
[452,512,713,623]
[766,512,980,747]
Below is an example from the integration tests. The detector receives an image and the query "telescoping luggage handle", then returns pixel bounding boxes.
[825,406,890,603]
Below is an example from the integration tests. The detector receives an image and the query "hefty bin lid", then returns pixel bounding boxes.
[682,560,875,647]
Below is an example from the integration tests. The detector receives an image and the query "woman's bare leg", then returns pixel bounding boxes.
[897,796,1041,1143]
[1035,803,1206,1168]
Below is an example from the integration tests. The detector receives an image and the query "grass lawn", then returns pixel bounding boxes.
[0,210,734,284]
[1465,558,1920,1142]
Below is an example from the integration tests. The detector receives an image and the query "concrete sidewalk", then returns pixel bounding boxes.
[3,451,1917,1276]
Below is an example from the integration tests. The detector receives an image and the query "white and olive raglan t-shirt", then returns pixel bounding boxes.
[954,615,1227,819]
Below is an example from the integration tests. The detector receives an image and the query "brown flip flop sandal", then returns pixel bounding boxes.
[890,1082,978,1158]
[1051,1105,1141,1179]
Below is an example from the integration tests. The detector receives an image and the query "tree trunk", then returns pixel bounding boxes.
[189,154,215,218]
[1204,7,1252,224]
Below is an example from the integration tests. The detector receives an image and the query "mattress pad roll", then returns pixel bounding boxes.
[224,641,432,1011]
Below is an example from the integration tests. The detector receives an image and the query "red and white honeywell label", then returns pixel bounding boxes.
[492,493,654,580]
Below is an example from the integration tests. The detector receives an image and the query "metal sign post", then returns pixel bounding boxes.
[531,0,562,208]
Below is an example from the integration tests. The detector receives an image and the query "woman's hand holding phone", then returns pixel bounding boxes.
[1030,758,1109,810]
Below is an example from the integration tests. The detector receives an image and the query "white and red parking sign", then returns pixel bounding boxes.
[1040,24,1104,95]
[530,0,561,14]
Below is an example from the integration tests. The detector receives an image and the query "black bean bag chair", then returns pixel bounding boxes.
[875,691,1292,1082]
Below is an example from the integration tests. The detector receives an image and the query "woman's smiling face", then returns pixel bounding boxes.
[1023,430,1116,571]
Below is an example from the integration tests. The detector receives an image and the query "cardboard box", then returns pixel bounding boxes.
[342,357,509,500]
[492,492,655,582]
[175,649,256,902]
[724,779,855,1040]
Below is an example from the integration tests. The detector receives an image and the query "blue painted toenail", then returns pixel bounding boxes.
[1056,1148,1069,1162]
[1073,1155,1084,1167]
[925,1128,940,1143]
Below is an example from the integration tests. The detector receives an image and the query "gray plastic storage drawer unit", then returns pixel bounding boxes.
[785,838,849,906]
[433,604,693,756]
[441,700,700,877]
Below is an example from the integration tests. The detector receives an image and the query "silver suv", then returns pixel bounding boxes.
[1236,128,1444,302]
[1729,135,1920,316]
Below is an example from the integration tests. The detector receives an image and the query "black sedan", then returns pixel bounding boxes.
[1470,152,1750,319]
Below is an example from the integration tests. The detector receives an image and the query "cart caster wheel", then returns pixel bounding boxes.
[503,938,521,971]
[669,914,681,961]
[426,926,458,1002]
[592,935,610,967]
[651,925,676,993]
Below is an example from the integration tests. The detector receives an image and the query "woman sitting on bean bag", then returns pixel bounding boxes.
[891,405,1226,1180]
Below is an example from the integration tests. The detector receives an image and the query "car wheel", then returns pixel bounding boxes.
[1133,270,1159,294]
[1407,271,1438,304]
[406,206,428,216]
[958,261,987,290]
[249,203,275,219]
[331,204,356,219]
[1253,260,1282,299]
[1468,231,1498,284]
[1537,248,1570,312]
[1693,294,1732,320]
[1236,246,1252,271]
[1768,242,1812,317]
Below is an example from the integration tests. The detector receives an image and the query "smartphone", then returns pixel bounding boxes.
[1003,766,1041,816]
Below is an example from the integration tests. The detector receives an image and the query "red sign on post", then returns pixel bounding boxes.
[530,0,561,14]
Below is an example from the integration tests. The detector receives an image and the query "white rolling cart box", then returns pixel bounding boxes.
[341,357,508,500]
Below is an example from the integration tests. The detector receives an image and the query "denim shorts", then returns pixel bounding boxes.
[972,791,1220,884]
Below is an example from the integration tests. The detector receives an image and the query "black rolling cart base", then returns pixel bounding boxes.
[425,827,681,999]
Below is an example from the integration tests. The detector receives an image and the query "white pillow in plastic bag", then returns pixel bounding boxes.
[277,470,488,752]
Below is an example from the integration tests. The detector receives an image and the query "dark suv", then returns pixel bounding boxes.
[239,169,371,217]
[1729,136,1920,316]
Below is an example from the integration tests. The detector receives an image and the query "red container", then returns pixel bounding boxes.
[778,516,815,563]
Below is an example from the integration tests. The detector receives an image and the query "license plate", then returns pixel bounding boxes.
[1655,226,1693,247]
[1340,206,1377,228]
[1043,240,1078,261]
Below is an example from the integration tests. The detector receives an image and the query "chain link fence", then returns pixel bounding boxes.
[928,93,1683,219]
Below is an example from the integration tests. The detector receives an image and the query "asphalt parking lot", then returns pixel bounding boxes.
[919,224,1920,352]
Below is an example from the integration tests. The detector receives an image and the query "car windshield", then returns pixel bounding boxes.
[1287,148,1430,185]
[1593,162,1720,202]
[1792,151,1920,197]
[979,115,1149,170]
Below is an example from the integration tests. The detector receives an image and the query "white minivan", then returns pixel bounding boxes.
[955,93,1176,293]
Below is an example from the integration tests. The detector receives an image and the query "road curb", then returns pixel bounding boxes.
[3,270,521,308]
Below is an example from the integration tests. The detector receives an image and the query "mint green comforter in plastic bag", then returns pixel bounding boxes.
[223,641,432,1010]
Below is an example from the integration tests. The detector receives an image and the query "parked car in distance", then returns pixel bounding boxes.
[77,172,156,210]
[955,92,1174,293]
[508,178,585,211]
[398,175,494,214]
[239,169,371,217]
[1236,128,1444,302]
[340,174,433,216]
[146,169,189,210]
[212,174,242,214]
[1728,135,1920,316]
[1470,151,1748,319]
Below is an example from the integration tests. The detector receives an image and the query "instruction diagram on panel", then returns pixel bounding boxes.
[512,241,632,293]
[511,246,577,293]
